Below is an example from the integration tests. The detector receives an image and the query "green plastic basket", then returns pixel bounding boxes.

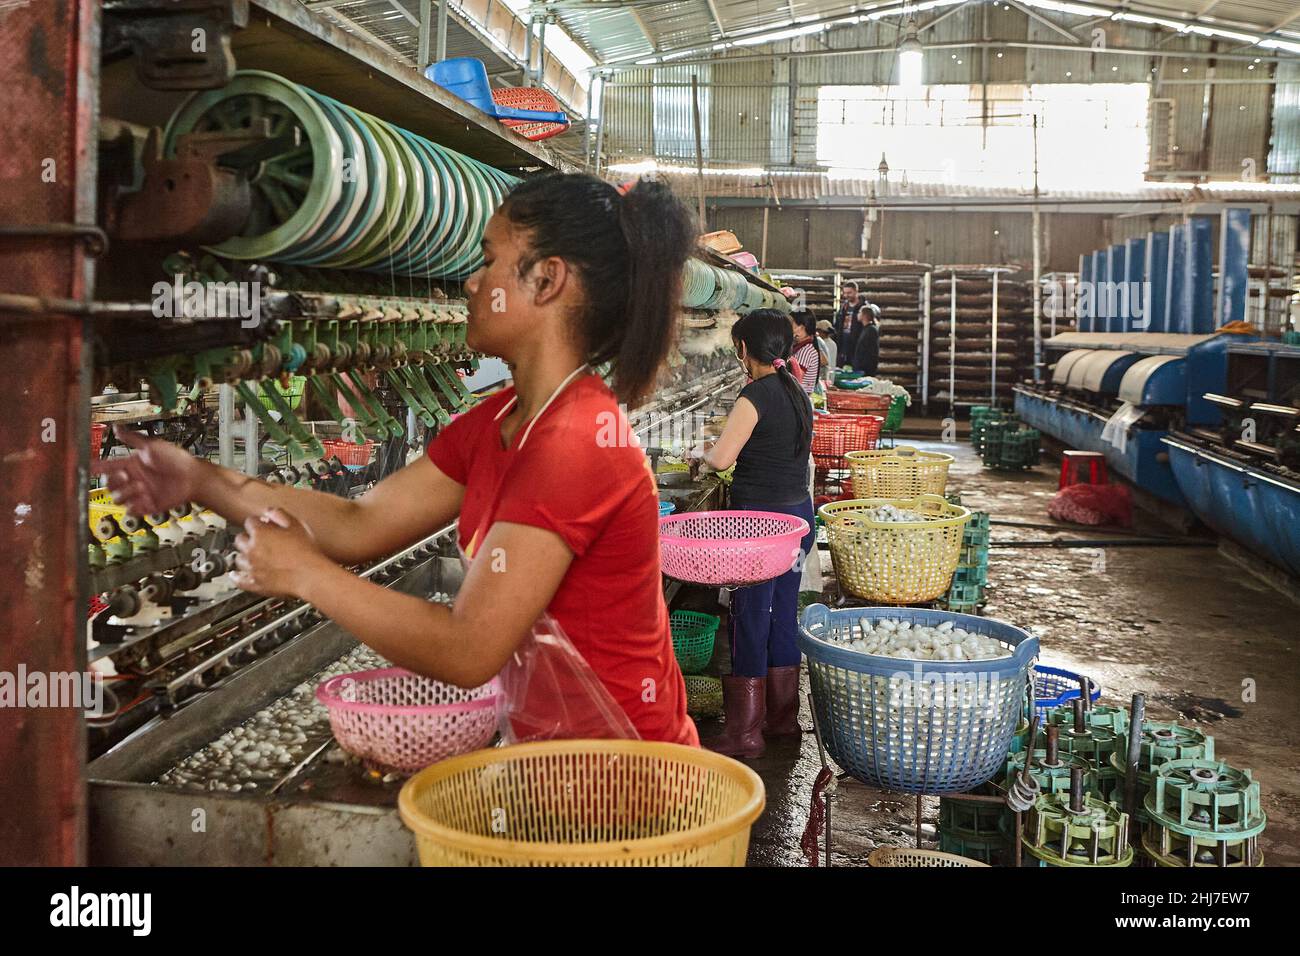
[683,675,724,719]
[670,610,720,673]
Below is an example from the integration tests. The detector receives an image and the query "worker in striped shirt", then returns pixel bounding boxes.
[789,310,821,395]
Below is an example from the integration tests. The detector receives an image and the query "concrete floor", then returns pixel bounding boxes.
[691,435,1300,867]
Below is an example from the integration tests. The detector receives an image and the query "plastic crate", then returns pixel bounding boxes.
[951,565,988,588]
[669,610,720,673]
[820,495,971,603]
[799,605,1038,794]
[946,580,986,604]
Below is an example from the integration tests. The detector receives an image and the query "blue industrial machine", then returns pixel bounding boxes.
[1014,209,1300,578]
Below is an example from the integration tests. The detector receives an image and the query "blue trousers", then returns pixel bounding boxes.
[727,496,816,678]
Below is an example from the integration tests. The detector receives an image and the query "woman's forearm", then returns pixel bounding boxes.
[194,459,363,557]
[299,563,509,687]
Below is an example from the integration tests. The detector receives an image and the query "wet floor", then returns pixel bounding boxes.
[688,430,1300,867]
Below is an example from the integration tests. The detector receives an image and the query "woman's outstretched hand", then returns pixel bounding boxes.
[233,508,333,599]
[91,424,205,515]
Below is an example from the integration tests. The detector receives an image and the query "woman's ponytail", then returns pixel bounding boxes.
[500,173,695,408]
[616,180,696,405]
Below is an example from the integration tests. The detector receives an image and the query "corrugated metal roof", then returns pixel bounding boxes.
[567,0,1300,66]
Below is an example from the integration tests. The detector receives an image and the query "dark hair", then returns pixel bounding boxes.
[841,280,858,291]
[790,309,816,338]
[731,309,812,451]
[500,173,695,406]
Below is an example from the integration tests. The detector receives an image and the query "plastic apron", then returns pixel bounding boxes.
[455,364,640,744]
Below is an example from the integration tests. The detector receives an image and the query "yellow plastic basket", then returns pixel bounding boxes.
[819,495,971,603]
[398,739,765,867]
[845,446,954,498]
[868,847,989,868]
[88,487,125,532]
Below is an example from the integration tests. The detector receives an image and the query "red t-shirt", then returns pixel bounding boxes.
[426,373,699,746]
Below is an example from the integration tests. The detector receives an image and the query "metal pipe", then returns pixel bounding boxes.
[1073,698,1086,735]
[524,15,535,88]
[536,16,549,87]
[691,73,706,230]
[1045,724,1060,766]
[417,0,432,67]
[242,400,259,477]
[436,0,448,64]
[1069,766,1085,813]
[218,384,236,469]
[1124,693,1146,819]
[591,73,609,173]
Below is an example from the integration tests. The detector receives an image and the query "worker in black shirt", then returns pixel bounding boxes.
[689,309,814,759]
[835,280,863,366]
[852,302,881,375]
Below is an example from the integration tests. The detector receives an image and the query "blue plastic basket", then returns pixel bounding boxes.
[798,605,1038,794]
[1033,665,1101,717]
[659,500,676,517]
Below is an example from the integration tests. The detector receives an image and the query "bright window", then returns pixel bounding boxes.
[817,83,1151,190]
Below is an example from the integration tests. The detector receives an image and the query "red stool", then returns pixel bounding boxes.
[1059,450,1108,489]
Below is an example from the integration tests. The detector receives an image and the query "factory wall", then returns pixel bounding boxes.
[709,206,1108,272]
[601,10,1287,183]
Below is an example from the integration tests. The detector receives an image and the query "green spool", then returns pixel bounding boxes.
[164,71,521,279]
[1141,758,1265,867]
[1109,721,1215,822]
[164,71,343,261]
[1023,793,1133,867]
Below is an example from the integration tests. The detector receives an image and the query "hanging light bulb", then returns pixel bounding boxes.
[896,17,924,93]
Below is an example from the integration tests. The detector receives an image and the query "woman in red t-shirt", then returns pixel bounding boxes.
[94,173,699,746]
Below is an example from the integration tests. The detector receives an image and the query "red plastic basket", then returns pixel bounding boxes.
[812,414,884,473]
[316,668,500,774]
[90,422,107,459]
[826,389,894,415]
[659,510,809,587]
[322,438,375,468]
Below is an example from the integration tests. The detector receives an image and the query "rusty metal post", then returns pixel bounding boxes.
[0,0,99,865]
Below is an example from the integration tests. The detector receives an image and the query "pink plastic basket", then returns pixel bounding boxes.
[316,668,500,774]
[659,510,810,587]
